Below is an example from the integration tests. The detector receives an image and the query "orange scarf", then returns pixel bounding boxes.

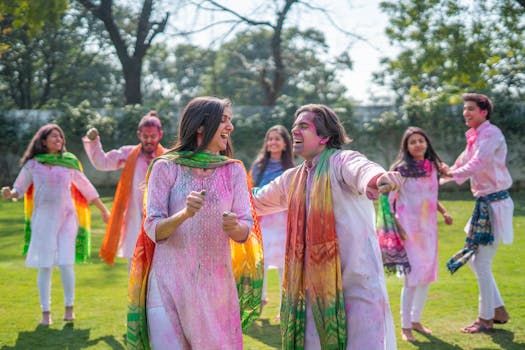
[100,144,165,265]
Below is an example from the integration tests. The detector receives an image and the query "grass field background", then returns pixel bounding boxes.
[0,191,523,349]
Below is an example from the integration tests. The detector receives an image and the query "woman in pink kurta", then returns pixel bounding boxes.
[388,127,452,342]
[142,97,253,349]
[1,124,110,326]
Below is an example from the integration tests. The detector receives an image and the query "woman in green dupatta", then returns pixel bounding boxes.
[1,124,110,326]
[127,97,262,349]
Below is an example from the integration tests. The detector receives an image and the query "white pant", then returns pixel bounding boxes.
[468,243,504,320]
[37,265,75,312]
[400,283,430,329]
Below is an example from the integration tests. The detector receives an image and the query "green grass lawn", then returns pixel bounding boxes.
[0,192,523,349]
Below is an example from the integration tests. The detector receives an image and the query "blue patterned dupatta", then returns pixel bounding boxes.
[447,190,510,274]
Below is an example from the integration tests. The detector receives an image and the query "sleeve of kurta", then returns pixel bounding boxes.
[82,136,132,171]
[143,160,174,242]
[229,163,254,232]
[338,151,385,199]
[72,169,100,202]
[451,130,501,185]
[12,161,34,196]
[251,172,289,216]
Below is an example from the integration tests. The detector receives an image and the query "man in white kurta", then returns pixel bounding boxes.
[82,112,164,265]
[252,104,401,350]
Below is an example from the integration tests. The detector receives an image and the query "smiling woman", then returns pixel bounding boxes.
[127,96,263,350]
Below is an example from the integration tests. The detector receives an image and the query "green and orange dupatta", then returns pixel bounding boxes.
[24,152,92,263]
[127,151,263,350]
[281,148,347,350]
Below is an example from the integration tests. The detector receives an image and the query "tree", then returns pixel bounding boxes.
[0,0,69,37]
[195,0,354,106]
[77,0,169,105]
[0,5,122,109]
[376,0,525,104]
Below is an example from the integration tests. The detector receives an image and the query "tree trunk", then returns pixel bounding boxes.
[123,59,143,105]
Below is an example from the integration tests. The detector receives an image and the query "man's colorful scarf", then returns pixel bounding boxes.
[376,193,411,274]
[281,148,346,350]
[395,158,433,178]
[127,151,263,350]
[24,152,91,263]
[99,144,165,265]
[446,190,509,274]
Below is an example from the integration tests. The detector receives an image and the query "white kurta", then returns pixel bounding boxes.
[13,159,99,268]
[83,136,150,258]
[253,150,397,350]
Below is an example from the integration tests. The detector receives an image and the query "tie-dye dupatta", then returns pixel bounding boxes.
[24,152,91,263]
[282,148,347,350]
[127,151,263,350]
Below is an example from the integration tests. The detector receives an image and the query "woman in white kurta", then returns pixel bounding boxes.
[389,127,452,342]
[2,124,109,325]
[250,125,294,319]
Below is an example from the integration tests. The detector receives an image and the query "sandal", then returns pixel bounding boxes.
[460,319,493,334]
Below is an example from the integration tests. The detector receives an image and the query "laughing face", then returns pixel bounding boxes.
[206,107,234,154]
[43,129,64,154]
[291,111,326,161]
[463,101,488,130]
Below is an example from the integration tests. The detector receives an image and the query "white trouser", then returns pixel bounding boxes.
[37,265,75,312]
[468,243,504,320]
[262,267,283,303]
[146,274,185,350]
[400,283,430,328]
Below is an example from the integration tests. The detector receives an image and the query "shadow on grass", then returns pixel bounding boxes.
[1,323,124,350]
[245,318,282,348]
[412,328,524,350]
[491,328,525,350]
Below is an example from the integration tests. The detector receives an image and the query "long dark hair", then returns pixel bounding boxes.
[252,125,295,186]
[391,126,442,176]
[20,124,66,165]
[171,96,233,157]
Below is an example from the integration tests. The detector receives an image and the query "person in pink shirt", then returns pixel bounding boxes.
[252,104,403,349]
[2,124,110,325]
[82,111,165,267]
[387,127,453,342]
[441,93,514,333]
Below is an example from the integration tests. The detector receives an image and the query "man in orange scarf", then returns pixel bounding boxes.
[82,111,165,267]
[252,104,402,349]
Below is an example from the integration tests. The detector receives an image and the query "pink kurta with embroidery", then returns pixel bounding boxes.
[450,121,514,244]
[143,159,253,349]
[253,150,397,350]
[83,136,150,258]
[390,166,439,287]
[12,159,99,268]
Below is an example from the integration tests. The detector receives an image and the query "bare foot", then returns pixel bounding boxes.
[64,306,75,321]
[40,311,52,325]
[412,322,432,334]
[274,314,280,323]
[401,328,415,342]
